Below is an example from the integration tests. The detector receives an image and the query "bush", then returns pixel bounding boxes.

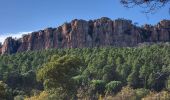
[14,95,25,100]
[135,88,150,99]
[90,80,106,95]
[105,81,122,93]
[0,81,12,100]
[142,91,170,100]
[24,91,48,100]
[106,86,136,100]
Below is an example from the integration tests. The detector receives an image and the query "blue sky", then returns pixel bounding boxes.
[0,0,169,42]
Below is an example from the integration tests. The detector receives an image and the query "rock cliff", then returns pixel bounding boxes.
[0,17,170,54]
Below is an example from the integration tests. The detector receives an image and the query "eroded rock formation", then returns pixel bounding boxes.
[0,17,170,55]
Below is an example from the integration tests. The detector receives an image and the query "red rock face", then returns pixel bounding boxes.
[0,47,2,54]
[1,18,170,55]
[0,42,2,54]
[1,37,21,54]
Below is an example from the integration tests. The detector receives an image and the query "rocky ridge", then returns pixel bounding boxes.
[0,17,170,55]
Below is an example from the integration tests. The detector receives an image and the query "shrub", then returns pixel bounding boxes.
[142,91,170,100]
[105,81,122,93]
[24,91,48,100]
[135,88,150,99]
[0,81,12,100]
[14,95,25,100]
[90,80,106,94]
[106,86,136,100]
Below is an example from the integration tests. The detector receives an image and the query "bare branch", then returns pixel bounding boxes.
[120,0,170,13]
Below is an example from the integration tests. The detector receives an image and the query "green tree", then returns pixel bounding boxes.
[37,55,84,99]
[89,80,106,99]
[127,60,140,88]
[102,64,117,82]
[0,81,12,100]
[105,81,122,93]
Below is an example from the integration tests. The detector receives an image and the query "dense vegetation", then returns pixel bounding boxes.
[0,44,170,100]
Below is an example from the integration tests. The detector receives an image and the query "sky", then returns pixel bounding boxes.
[0,0,169,43]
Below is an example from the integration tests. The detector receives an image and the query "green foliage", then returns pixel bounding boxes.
[90,80,106,94]
[135,88,150,100]
[106,86,151,100]
[37,55,84,99]
[72,75,87,86]
[14,95,25,100]
[0,44,169,99]
[0,81,8,99]
[105,81,122,93]
[0,81,12,100]
[102,65,117,82]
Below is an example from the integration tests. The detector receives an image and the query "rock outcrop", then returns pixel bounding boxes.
[1,37,21,54]
[0,17,170,55]
[0,48,1,54]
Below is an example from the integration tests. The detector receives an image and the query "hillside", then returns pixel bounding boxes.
[0,44,170,99]
[0,17,170,55]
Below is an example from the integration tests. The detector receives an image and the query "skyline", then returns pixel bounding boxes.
[0,0,169,43]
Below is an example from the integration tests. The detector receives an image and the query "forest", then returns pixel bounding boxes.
[0,43,170,100]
